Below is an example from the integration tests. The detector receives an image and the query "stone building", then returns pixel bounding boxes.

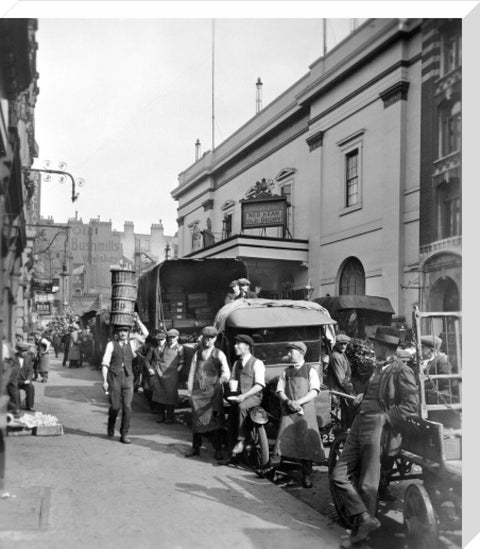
[33,214,177,315]
[0,19,40,341]
[172,18,462,321]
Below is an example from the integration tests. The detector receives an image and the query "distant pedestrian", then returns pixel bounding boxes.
[68,324,81,368]
[61,329,70,367]
[37,339,50,383]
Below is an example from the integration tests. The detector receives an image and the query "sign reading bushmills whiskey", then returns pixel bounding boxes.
[241,195,287,230]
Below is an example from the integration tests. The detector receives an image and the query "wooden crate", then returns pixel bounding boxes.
[33,424,64,436]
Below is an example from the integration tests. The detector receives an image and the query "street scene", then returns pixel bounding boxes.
[0,7,468,549]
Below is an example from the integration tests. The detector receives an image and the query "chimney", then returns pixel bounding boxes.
[195,139,201,161]
[256,77,263,113]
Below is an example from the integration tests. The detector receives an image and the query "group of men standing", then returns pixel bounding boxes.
[99,301,452,546]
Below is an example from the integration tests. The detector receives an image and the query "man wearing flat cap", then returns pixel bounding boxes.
[7,341,36,414]
[236,278,257,299]
[186,326,230,460]
[101,313,148,443]
[224,280,240,304]
[148,328,185,424]
[326,333,355,428]
[420,335,452,405]
[331,327,418,544]
[227,334,265,457]
[273,341,324,488]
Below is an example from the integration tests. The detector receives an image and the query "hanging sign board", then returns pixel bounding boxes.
[241,195,287,230]
[33,279,53,293]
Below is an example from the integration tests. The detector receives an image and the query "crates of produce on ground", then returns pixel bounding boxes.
[15,411,64,436]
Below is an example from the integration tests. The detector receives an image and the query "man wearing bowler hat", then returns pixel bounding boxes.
[151,328,185,424]
[101,313,148,443]
[186,326,230,460]
[273,341,324,488]
[331,327,418,545]
[226,334,265,458]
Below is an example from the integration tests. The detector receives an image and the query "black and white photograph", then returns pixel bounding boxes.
[0,2,474,549]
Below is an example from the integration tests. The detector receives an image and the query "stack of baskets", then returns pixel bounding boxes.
[110,268,137,327]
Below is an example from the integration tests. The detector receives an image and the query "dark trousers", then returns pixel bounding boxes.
[62,343,70,366]
[157,404,175,421]
[107,370,134,436]
[228,393,262,441]
[8,381,35,411]
[331,412,386,517]
[191,430,222,450]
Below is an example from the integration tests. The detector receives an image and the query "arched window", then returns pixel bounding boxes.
[339,257,365,295]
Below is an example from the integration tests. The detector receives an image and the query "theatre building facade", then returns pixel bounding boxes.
[171,18,461,321]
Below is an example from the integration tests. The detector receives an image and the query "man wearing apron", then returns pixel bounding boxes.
[273,341,324,488]
[152,329,185,423]
[185,326,230,460]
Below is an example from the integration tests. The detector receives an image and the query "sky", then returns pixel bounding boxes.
[33,17,361,235]
[15,1,473,238]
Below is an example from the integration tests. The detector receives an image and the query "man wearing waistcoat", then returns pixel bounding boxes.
[227,334,265,457]
[273,341,324,488]
[186,326,230,460]
[101,314,148,444]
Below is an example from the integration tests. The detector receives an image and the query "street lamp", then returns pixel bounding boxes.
[22,160,85,202]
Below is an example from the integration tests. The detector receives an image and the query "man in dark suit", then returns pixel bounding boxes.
[331,327,418,545]
[7,342,35,413]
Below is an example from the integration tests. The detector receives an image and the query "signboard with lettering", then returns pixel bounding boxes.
[241,196,287,230]
[36,302,51,315]
[33,279,53,293]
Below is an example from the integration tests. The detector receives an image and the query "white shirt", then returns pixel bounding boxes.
[231,352,266,388]
[187,346,230,392]
[101,339,140,368]
[276,362,321,394]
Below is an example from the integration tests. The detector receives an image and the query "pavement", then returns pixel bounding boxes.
[1,354,346,549]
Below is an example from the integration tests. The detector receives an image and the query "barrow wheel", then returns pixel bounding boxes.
[404,483,439,549]
[328,431,355,529]
[247,425,270,474]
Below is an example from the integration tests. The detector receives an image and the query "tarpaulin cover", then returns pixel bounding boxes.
[214,298,335,338]
[314,295,395,315]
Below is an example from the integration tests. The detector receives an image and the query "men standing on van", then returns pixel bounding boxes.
[236,278,257,299]
[186,326,230,460]
[227,334,265,458]
[272,341,324,488]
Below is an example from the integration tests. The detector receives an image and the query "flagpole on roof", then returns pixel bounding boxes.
[211,18,215,151]
[323,18,327,56]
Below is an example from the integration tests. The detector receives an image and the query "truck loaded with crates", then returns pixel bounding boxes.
[136,258,249,341]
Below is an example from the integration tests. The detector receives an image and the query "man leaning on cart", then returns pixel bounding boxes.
[331,327,418,546]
